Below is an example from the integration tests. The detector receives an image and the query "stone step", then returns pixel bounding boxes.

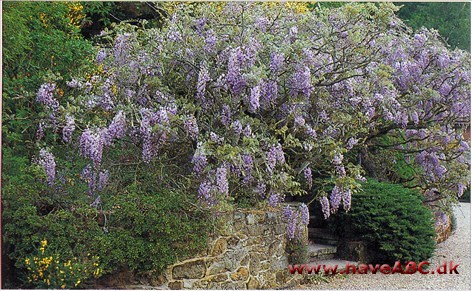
[306,259,359,274]
[307,243,337,260]
[312,238,338,247]
[308,228,339,246]
[308,227,338,240]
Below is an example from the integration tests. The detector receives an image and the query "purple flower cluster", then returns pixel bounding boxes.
[198,180,217,206]
[204,29,217,53]
[36,149,56,185]
[37,83,59,112]
[192,150,207,176]
[79,129,104,167]
[66,79,82,89]
[99,78,115,110]
[415,150,447,181]
[184,115,199,140]
[248,85,260,113]
[226,48,246,95]
[457,183,466,198]
[268,193,280,207]
[283,205,297,240]
[104,111,126,144]
[243,124,252,138]
[304,167,312,189]
[330,185,351,213]
[330,185,342,213]
[96,49,107,63]
[257,182,266,198]
[332,153,344,166]
[220,105,232,126]
[241,154,253,183]
[210,132,223,144]
[319,196,330,219]
[81,164,95,195]
[216,165,229,195]
[269,52,284,73]
[98,170,109,191]
[434,211,449,231]
[290,66,313,98]
[342,188,352,211]
[266,143,285,172]
[62,116,76,143]
[346,137,358,150]
[299,203,309,225]
[113,33,131,64]
[255,17,268,31]
[36,122,45,140]
[231,120,243,136]
[261,80,278,109]
[196,62,211,104]
[282,204,309,241]
[294,115,306,127]
[139,107,172,163]
[195,18,207,35]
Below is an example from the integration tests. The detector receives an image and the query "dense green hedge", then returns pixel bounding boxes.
[330,179,436,264]
[2,149,209,288]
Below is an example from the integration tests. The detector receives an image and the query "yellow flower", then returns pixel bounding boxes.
[41,240,48,247]
[25,258,30,265]
[61,284,66,289]
[75,279,81,287]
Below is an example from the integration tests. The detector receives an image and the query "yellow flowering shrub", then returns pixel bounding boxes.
[22,240,102,289]
[158,1,314,17]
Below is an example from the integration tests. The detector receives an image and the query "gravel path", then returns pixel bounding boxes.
[298,202,471,290]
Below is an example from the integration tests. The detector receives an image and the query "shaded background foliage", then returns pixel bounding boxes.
[396,2,471,51]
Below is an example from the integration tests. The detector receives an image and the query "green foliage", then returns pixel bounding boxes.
[92,184,210,273]
[2,1,94,156]
[2,145,209,288]
[286,239,308,265]
[396,2,471,51]
[2,148,103,288]
[330,179,436,264]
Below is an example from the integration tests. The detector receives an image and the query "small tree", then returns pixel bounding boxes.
[33,2,469,219]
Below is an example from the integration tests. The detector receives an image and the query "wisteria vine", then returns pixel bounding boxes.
[34,3,470,240]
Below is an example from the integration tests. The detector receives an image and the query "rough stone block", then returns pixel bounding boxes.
[230,267,249,281]
[249,255,261,276]
[172,259,206,280]
[248,225,264,236]
[168,281,183,290]
[247,213,256,225]
[211,238,228,256]
[247,276,260,289]
[226,235,241,249]
[206,273,229,283]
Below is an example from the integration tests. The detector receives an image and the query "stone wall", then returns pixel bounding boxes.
[435,212,453,244]
[157,208,303,289]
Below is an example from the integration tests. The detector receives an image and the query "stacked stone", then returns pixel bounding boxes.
[163,209,298,289]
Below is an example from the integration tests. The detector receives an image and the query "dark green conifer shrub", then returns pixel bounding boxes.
[331,179,436,264]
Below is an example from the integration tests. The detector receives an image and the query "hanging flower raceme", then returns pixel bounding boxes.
[283,203,310,240]
[35,149,56,185]
[34,2,469,222]
[62,116,75,143]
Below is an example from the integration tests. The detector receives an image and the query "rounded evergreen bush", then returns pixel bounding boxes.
[331,179,436,264]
